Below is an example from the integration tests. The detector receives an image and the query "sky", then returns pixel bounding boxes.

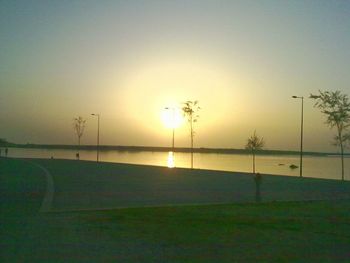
[0,0,349,152]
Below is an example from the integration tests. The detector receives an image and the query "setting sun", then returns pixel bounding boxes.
[2,1,350,261]
[161,107,184,129]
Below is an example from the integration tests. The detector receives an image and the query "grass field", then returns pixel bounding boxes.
[1,157,350,262]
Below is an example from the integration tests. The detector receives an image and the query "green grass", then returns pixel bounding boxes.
[1,157,350,262]
[17,200,349,262]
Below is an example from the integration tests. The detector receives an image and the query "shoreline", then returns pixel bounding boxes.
[3,143,349,157]
[2,154,349,181]
[8,156,346,181]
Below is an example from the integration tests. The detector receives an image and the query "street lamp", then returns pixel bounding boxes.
[165,107,176,151]
[292,96,304,177]
[91,113,100,162]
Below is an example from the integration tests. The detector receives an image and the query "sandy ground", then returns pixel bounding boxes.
[27,158,350,211]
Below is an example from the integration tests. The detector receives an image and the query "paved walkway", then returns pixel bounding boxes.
[25,160,54,212]
[30,159,350,212]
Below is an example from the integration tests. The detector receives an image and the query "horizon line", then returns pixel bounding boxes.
[3,143,349,156]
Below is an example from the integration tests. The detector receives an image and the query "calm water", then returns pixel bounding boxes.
[3,147,349,180]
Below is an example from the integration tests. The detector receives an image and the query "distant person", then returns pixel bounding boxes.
[5,148,8,157]
[76,152,80,160]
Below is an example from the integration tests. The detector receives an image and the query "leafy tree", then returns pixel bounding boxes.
[310,90,350,181]
[73,116,86,157]
[245,131,265,174]
[182,100,200,169]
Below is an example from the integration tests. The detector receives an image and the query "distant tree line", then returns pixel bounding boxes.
[0,138,14,147]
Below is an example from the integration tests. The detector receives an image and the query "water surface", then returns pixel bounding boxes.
[4,147,349,180]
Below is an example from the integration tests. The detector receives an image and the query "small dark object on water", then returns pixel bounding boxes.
[289,164,298,169]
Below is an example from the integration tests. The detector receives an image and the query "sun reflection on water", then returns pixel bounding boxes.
[167,151,175,168]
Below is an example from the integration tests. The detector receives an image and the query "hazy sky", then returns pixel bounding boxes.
[1,0,349,152]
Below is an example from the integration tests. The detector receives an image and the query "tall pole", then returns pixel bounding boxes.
[172,108,175,151]
[91,113,100,163]
[97,114,100,162]
[165,107,176,151]
[172,125,175,151]
[292,96,304,178]
[300,97,304,178]
[190,113,193,169]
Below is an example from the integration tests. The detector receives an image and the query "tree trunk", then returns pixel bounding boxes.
[338,130,344,181]
[77,137,81,160]
[253,151,255,174]
[340,139,344,181]
[190,114,193,169]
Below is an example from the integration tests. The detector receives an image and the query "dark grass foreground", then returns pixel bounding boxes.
[1,157,350,262]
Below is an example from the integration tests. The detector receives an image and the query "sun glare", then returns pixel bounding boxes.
[167,151,175,168]
[161,107,183,129]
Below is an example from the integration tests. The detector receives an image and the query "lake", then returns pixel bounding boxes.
[3,147,349,180]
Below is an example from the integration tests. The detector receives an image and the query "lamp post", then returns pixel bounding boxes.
[292,96,304,178]
[91,113,100,162]
[165,107,175,151]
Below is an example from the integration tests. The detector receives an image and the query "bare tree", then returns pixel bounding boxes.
[310,90,350,181]
[245,131,265,174]
[182,101,200,169]
[73,116,86,158]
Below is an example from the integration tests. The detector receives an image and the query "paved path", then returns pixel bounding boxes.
[30,159,350,212]
[25,160,54,212]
